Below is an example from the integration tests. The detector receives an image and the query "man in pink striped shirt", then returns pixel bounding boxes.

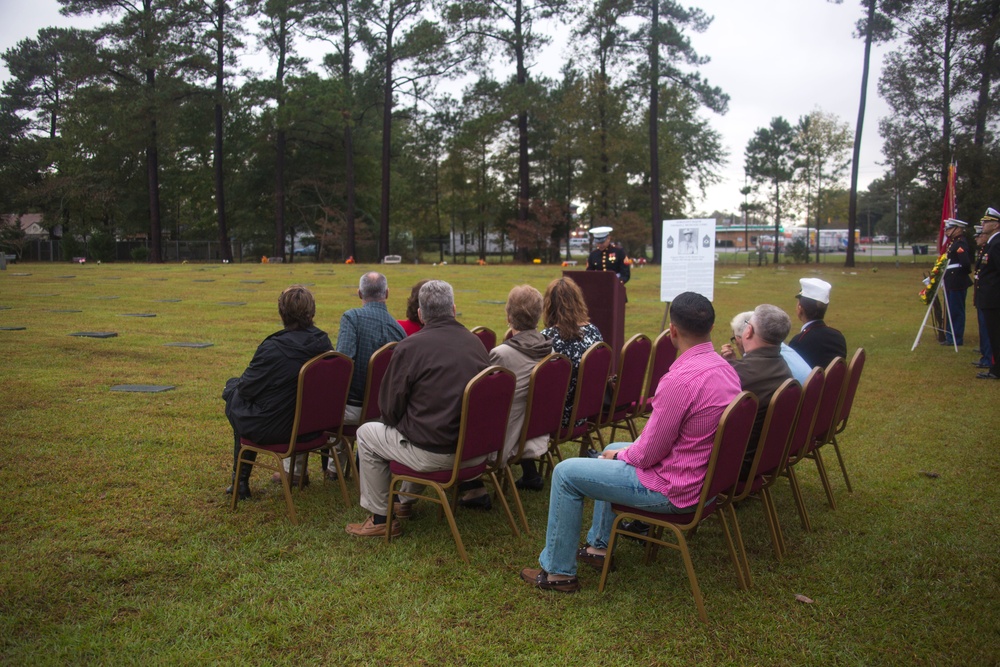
[521,292,741,592]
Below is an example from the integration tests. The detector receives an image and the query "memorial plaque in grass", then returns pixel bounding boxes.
[121,313,157,318]
[49,309,83,313]
[218,301,246,306]
[95,296,119,300]
[0,305,11,310]
[163,342,213,348]
[240,280,265,284]
[0,326,27,331]
[101,276,122,280]
[10,272,31,276]
[69,331,118,338]
[193,279,216,282]
[478,300,505,305]
[56,275,76,279]
[155,299,181,303]
[110,384,175,393]
[30,293,59,297]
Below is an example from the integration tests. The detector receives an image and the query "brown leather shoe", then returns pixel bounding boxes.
[345,516,402,538]
[519,568,580,593]
[271,471,309,486]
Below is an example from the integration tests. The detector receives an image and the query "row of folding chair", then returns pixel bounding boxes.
[596,347,865,624]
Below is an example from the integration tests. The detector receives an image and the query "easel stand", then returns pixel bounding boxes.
[660,302,671,332]
[911,278,956,351]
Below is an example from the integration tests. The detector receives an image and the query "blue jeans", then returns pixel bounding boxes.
[538,443,683,576]
[978,308,993,363]
[944,288,967,345]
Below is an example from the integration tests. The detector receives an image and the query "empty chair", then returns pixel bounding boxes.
[597,391,759,624]
[603,334,653,442]
[385,366,517,563]
[804,357,848,510]
[825,347,865,493]
[232,351,353,524]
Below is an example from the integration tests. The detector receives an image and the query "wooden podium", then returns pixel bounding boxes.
[563,270,626,372]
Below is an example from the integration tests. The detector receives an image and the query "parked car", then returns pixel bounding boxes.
[293,244,316,256]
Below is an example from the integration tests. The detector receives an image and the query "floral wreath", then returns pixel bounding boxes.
[919,252,948,305]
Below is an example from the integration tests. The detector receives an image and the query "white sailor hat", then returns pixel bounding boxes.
[796,278,832,304]
[589,226,613,242]
[982,207,1000,223]
[944,218,968,230]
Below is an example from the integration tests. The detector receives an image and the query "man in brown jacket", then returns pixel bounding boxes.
[346,280,490,537]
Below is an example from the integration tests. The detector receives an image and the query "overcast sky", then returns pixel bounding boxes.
[1,0,893,219]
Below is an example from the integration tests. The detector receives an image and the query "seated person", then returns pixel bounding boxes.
[789,278,847,369]
[397,279,430,336]
[522,277,602,486]
[459,285,553,506]
[223,285,333,499]
[720,305,794,477]
[519,292,741,592]
[346,280,489,537]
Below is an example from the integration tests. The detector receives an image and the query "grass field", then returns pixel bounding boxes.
[0,258,996,665]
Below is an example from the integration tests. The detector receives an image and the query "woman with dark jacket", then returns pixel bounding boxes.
[223,285,333,500]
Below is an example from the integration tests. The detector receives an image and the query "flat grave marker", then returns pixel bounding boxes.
[164,342,213,348]
[121,313,157,318]
[0,326,27,331]
[110,384,175,393]
[218,301,246,306]
[69,331,118,338]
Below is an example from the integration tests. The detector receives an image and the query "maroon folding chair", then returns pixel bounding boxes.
[323,342,397,502]
[504,353,572,533]
[640,329,677,416]
[724,378,803,579]
[543,342,614,473]
[232,351,353,524]
[603,334,653,442]
[804,357,848,511]
[470,326,497,352]
[385,366,517,563]
[598,391,759,624]
[781,367,825,533]
[825,347,865,493]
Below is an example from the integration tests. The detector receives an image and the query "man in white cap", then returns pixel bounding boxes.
[973,223,993,369]
[789,278,847,369]
[941,218,973,347]
[976,207,1000,379]
[585,226,630,284]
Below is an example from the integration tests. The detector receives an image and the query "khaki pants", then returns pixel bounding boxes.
[356,421,485,516]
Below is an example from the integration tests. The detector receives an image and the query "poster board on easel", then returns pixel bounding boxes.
[659,218,717,329]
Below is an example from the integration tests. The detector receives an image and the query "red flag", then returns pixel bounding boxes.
[938,163,957,254]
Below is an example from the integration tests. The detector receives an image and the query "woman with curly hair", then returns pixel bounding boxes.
[516,278,603,490]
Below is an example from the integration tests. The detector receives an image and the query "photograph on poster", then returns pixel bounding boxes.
[660,219,717,303]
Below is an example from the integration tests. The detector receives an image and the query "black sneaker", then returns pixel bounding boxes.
[619,519,650,542]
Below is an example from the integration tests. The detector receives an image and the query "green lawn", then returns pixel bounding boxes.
[0,258,995,665]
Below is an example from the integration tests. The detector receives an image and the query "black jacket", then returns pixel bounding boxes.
[587,244,630,284]
[944,236,973,291]
[978,233,1000,310]
[789,321,847,370]
[224,325,333,444]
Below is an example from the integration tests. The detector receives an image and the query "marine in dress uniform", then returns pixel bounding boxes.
[973,224,992,368]
[941,218,973,346]
[585,226,630,284]
[976,208,1000,379]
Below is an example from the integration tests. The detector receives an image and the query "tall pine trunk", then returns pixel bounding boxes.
[846,0,877,268]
